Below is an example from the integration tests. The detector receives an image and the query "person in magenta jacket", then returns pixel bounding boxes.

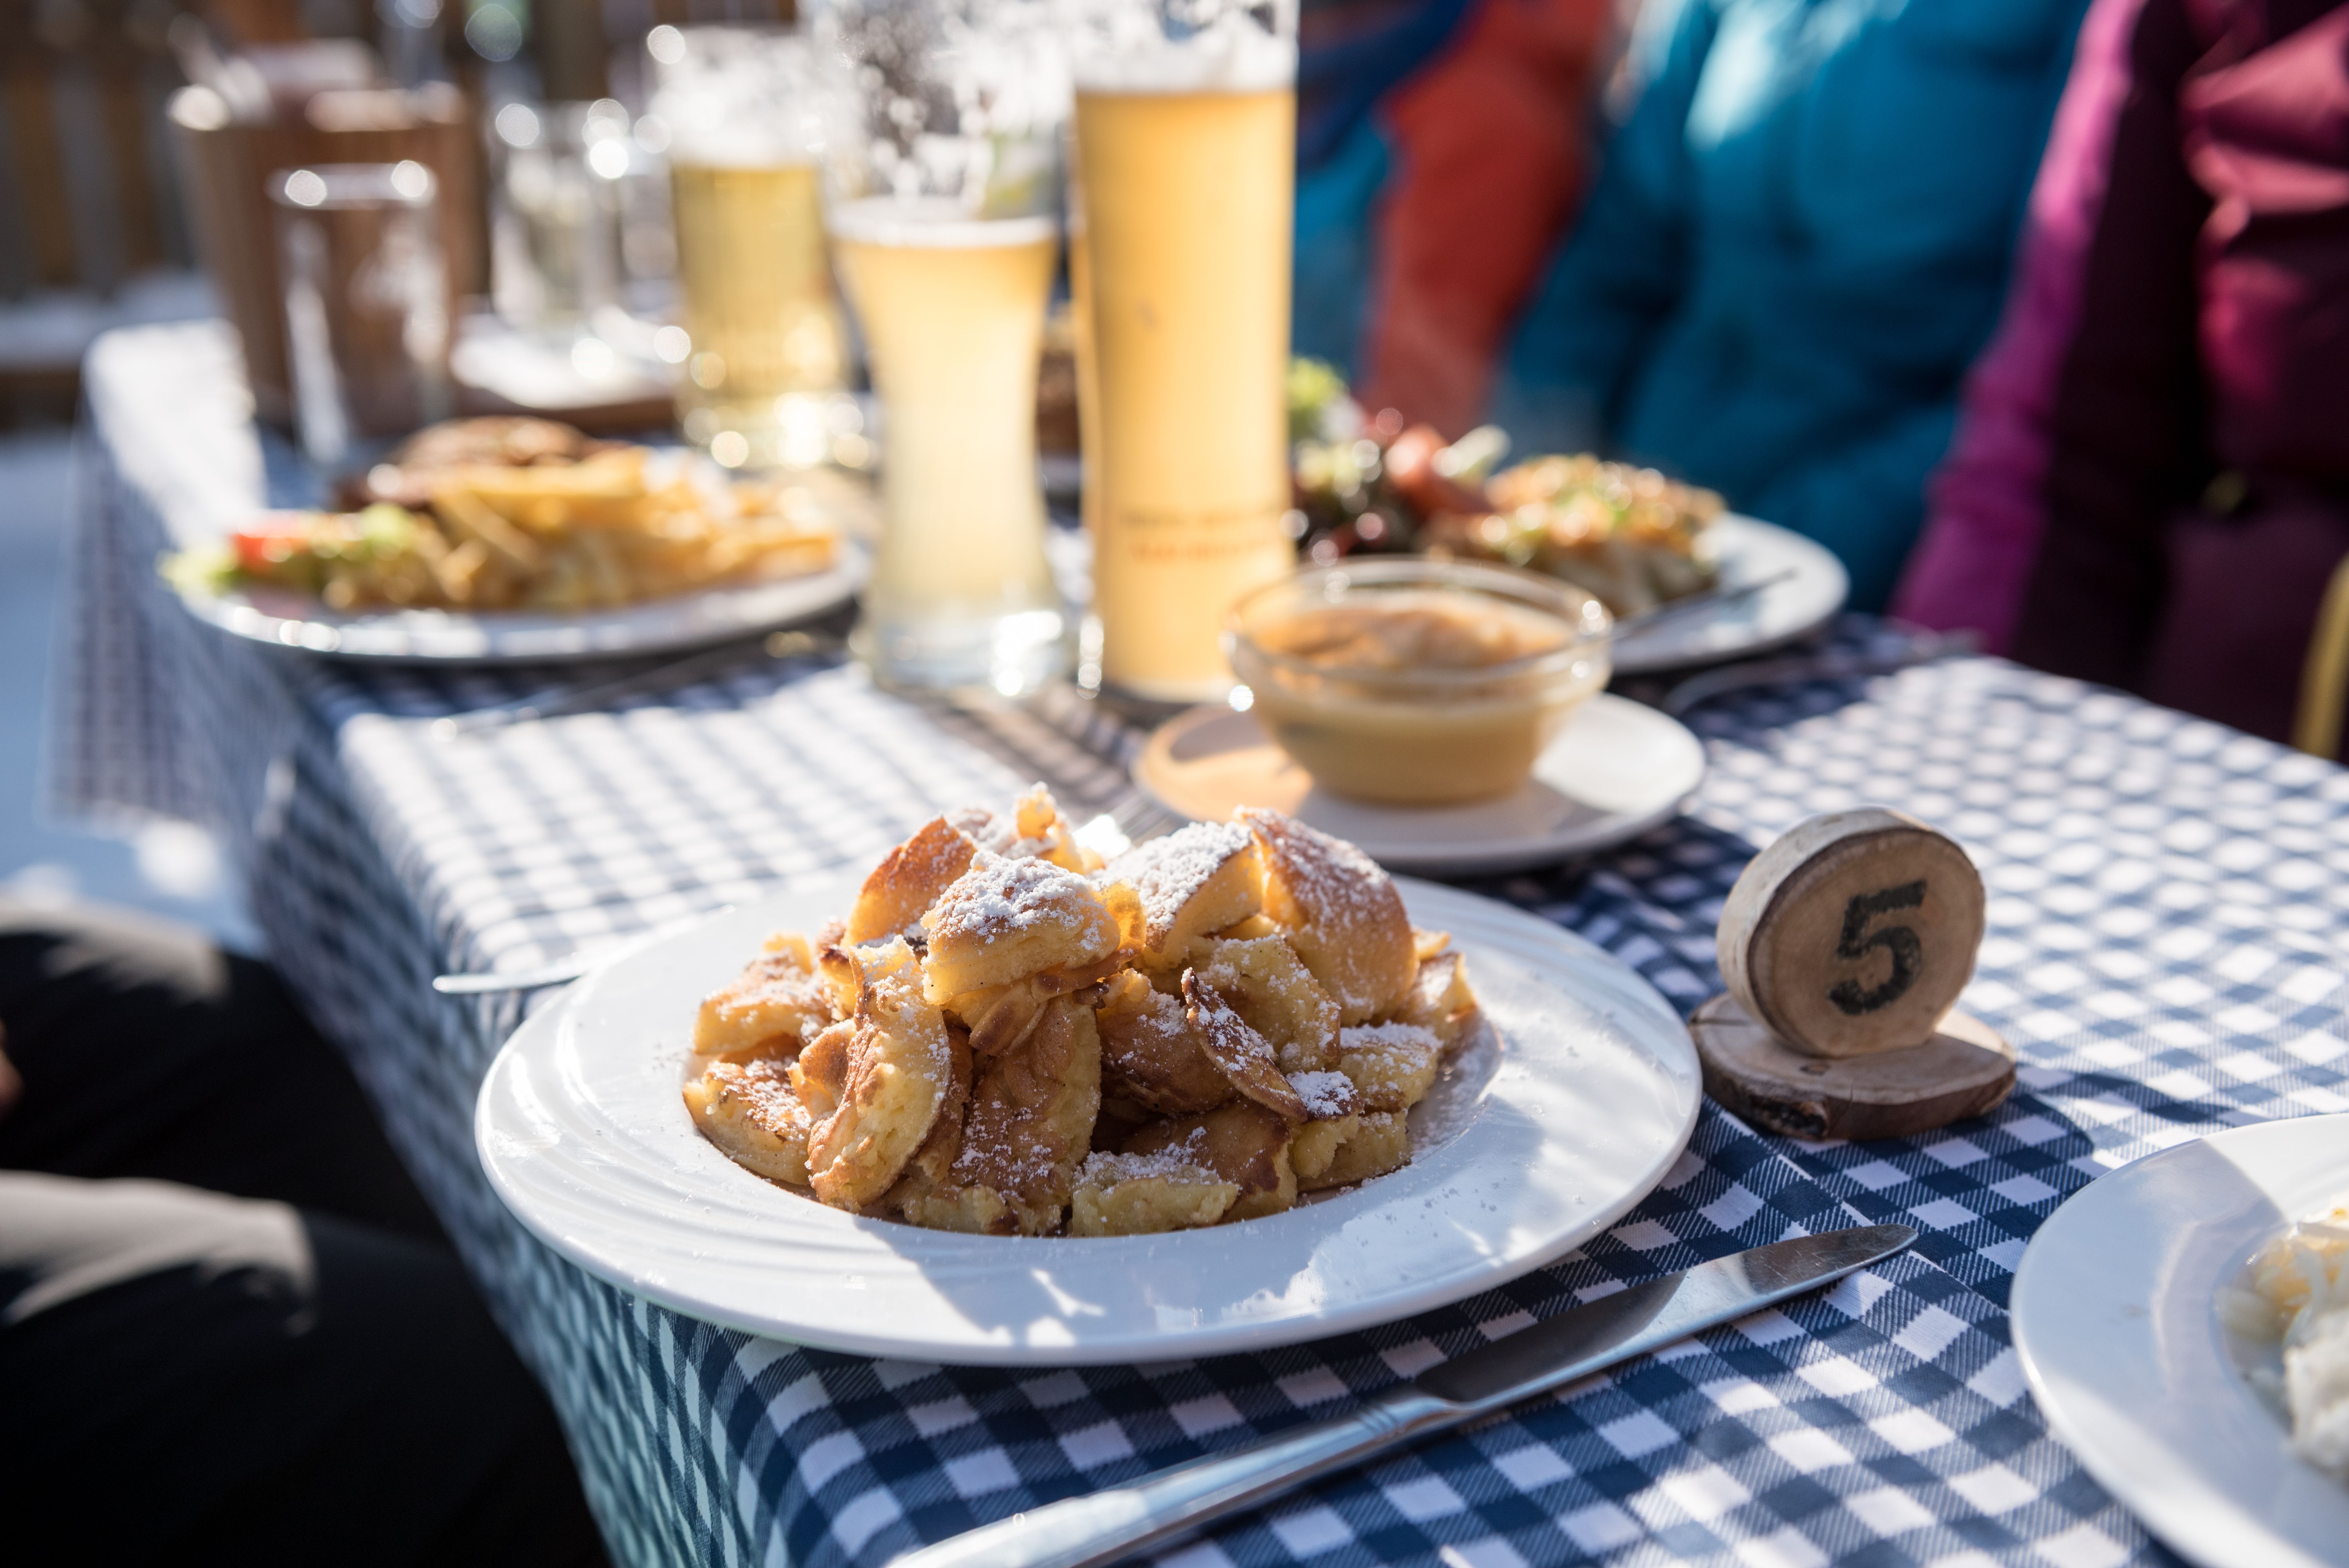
[1895,0,2349,753]
[1490,0,2093,611]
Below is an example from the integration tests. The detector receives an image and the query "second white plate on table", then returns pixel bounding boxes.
[172,539,869,663]
[2012,1114,2349,1568]
[476,875,1701,1367]
[1611,515,1849,675]
[1133,695,1706,877]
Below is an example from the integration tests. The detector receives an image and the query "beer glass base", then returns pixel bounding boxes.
[850,606,1072,698]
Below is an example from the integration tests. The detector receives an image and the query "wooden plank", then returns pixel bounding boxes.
[1,62,79,289]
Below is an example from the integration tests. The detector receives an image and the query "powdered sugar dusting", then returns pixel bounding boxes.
[1099,820,1253,948]
[1287,1070,1357,1120]
[925,850,1100,945]
[1239,808,1398,928]
[1078,1137,1220,1186]
[1340,1022,1441,1054]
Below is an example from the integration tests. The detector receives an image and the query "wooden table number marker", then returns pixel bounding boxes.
[1696,808,2015,1140]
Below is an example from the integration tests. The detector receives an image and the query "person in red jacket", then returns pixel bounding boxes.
[1294,0,1617,438]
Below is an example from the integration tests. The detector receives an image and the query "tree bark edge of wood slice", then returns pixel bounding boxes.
[1691,993,2016,1142]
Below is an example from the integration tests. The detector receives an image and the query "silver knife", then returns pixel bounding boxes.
[889,1223,1915,1568]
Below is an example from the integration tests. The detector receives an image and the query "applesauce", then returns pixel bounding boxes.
[1225,560,1611,805]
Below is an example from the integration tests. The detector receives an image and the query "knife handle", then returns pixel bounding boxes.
[889,1386,1463,1568]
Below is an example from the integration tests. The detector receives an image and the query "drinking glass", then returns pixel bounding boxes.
[814,0,1070,694]
[490,98,629,341]
[647,25,850,470]
[1061,0,1299,702]
[269,160,452,469]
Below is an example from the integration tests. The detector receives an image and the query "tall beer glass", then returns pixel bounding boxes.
[816,0,1070,693]
[649,26,850,469]
[1064,0,1298,702]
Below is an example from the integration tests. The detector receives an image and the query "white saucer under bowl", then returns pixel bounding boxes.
[2011,1114,2349,1568]
[1132,694,1706,876]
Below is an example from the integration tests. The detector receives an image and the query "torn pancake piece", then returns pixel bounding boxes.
[1182,970,1308,1121]
[1094,969,1234,1115]
[683,1056,813,1185]
[1068,1147,1240,1236]
[1299,1109,1412,1192]
[844,817,978,944]
[804,938,955,1208]
[904,995,1101,1235]
[1096,821,1262,978]
[1123,1100,1297,1222]
[1189,933,1339,1073]
[920,851,1121,1003]
[1240,808,1416,1023]
[1336,1022,1443,1112]
[693,932,835,1056]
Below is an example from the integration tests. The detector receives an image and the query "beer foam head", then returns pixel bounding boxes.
[650,27,831,166]
[1064,0,1297,93]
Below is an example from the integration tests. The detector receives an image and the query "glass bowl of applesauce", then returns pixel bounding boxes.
[1225,559,1612,806]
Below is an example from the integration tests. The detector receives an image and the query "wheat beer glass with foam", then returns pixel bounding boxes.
[816,0,1070,693]
[1063,0,1298,702]
[650,27,851,470]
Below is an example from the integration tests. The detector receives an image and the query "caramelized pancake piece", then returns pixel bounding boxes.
[1282,1070,1361,1182]
[1094,971,1232,1114]
[1006,783,1100,873]
[1097,821,1262,980]
[950,948,1129,1057]
[1336,1023,1442,1112]
[1189,934,1339,1073]
[1123,1101,1297,1221]
[1240,808,1416,1024]
[906,996,1101,1235]
[1300,1110,1411,1191]
[845,817,978,943]
[683,1057,813,1185]
[1390,951,1479,1055]
[952,784,1098,872]
[791,1018,855,1123]
[881,1032,975,1216]
[804,939,954,1208]
[1412,928,1451,962]
[693,932,834,1056]
[1182,971,1307,1120]
[1068,1151,1239,1236]
[920,851,1121,1002]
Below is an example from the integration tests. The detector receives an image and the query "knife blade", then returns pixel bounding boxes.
[887,1223,1915,1568]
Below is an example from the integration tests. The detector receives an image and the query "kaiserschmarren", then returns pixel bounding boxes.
[681,789,1481,1236]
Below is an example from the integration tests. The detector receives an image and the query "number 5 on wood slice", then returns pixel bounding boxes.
[1699,809,2014,1141]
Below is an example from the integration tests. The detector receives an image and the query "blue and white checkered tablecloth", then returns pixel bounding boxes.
[53,323,2349,1568]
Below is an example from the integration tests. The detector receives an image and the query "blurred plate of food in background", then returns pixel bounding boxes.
[162,417,872,662]
[1286,359,1848,674]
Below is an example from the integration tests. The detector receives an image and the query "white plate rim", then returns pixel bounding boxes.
[170,537,870,664]
[2010,1114,2349,1568]
[1609,515,1849,675]
[475,875,1701,1365]
[1134,694,1707,876]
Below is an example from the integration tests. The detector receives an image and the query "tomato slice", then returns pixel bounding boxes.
[230,512,310,574]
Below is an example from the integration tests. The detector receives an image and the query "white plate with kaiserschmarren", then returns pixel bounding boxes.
[476,789,1700,1365]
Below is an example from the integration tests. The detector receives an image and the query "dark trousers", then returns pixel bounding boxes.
[0,899,609,1567]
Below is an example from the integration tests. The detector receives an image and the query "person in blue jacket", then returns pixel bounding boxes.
[1490,0,2092,610]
